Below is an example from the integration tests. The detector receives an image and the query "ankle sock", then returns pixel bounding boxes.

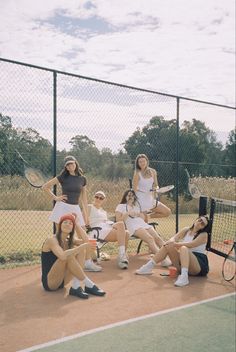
[72,277,81,289]
[85,259,93,265]
[118,245,125,257]
[84,276,95,288]
[181,267,188,276]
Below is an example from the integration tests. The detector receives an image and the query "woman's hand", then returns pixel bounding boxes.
[163,240,175,249]
[55,194,68,202]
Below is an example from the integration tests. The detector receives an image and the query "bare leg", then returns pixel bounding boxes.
[134,228,160,254]
[179,246,201,275]
[105,221,127,246]
[149,202,171,219]
[147,227,164,248]
[47,245,87,290]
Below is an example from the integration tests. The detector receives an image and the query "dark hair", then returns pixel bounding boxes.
[59,156,84,177]
[135,154,149,170]
[120,189,139,204]
[190,215,210,239]
[56,223,74,249]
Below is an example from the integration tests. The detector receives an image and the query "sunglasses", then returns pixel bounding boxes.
[95,195,104,200]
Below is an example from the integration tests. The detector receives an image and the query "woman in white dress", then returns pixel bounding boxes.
[132,154,171,220]
[115,190,170,266]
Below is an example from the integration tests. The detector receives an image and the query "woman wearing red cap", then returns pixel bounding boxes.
[41,213,106,299]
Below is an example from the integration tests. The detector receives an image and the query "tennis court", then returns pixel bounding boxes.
[18,293,235,352]
[1,252,235,352]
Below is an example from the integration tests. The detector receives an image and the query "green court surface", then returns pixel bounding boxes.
[19,293,236,352]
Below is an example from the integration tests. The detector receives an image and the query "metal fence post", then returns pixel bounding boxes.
[53,71,57,234]
[175,97,180,233]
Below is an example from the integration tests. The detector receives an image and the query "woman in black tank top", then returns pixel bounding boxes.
[41,213,106,299]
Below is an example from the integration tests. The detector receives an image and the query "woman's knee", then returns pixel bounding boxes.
[115,221,126,231]
[179,245,189,254]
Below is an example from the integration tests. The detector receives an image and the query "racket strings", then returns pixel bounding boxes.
[25,167,46,187]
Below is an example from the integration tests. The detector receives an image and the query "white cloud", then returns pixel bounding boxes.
[0,0,235,151]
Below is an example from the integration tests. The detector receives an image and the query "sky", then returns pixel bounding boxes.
[0,0,235,151]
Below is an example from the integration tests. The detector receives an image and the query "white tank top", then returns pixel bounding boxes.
[89,205,108,227]
[183,230,206,254]
[138,172,154,193]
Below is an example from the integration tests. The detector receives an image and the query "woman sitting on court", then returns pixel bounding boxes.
[135,215,210,287]
[115,190,170,267]
[88,191,129,269]
[132,154,171,220]
[41,213,106,299]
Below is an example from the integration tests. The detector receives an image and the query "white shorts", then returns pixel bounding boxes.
[49,201,85,226]
[87,223,113,241]
[136,191,157,212]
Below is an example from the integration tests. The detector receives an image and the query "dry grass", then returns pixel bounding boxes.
[0,174,235,267]
[192,176,236,201]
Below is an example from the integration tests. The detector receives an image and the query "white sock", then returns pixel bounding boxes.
[72,277,81,289]
[181,267,188,276]
[118,245,125,256]
[85,259,93,265]
[84,276,95,288]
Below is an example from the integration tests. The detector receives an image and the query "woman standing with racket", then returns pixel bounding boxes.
[41,213,105,298]
[136,216,209,287]
[42,155,89,228]
[132,154,171,220]
[115,190,170,266]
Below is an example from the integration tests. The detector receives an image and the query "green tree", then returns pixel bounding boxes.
[69,135,101,174]
[223,129,236,176]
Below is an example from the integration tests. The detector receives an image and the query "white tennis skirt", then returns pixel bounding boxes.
[49,201,85,226]
[87,222,113,241]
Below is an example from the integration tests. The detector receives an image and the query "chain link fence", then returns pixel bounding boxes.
[0,58,235,268]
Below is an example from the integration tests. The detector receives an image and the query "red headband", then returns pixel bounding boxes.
[59,214,75,226]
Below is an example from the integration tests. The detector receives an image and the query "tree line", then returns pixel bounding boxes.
[0,113,235,186]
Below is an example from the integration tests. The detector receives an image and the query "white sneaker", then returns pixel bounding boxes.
[174,274,189,287]
[84,261,102,272]
[135,262,153,275]
[118,254,129,269]
[161,257,172,267]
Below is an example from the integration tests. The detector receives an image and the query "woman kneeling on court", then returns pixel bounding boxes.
[41,213,106,299]
[135,216,210,287]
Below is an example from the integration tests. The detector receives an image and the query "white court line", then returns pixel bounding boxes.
[18,292,236,352]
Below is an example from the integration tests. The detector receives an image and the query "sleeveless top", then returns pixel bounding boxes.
[89,204,108,227]
[183,230,206,254]
[137,172,154,193]
[136,172,155,211]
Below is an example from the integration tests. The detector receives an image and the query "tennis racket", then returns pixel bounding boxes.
[185,169,201,199]
[126,203,141,218]
[145,185,174,213]
[222,241,236,282]
[16,150,47,188]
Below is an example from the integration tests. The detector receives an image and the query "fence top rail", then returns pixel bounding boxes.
[0,57,235,110]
